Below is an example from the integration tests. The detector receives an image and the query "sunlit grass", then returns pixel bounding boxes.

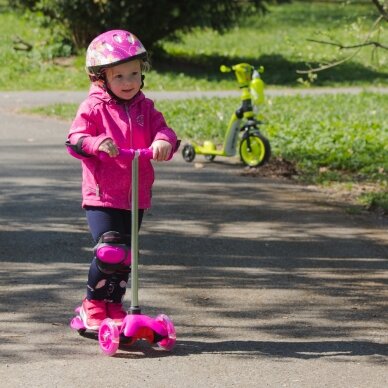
[1,1,387,90]
[26,91,387,211]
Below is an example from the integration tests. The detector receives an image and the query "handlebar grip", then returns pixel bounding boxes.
[220,65,231,73]
[120,148,154,159]
[99,148,154,161]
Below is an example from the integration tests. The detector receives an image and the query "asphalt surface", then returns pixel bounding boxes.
[1,85,388,110]
[0,90,387,387]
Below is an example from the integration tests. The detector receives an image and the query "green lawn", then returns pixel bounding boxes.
[0,1,387,90]
[27,91,388,212]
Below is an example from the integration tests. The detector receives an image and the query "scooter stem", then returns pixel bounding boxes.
[130,151,141,314]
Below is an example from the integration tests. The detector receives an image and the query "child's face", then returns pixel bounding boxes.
[106,60,142,100]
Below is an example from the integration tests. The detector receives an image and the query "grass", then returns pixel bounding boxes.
[158,1,388,87]
[26,91,388,213]
[0,1,387,90]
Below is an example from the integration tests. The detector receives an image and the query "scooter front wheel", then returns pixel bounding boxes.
[156,314,176,351]
[99,318,120,356]
[182,144,196,162]
[240,132,271,167]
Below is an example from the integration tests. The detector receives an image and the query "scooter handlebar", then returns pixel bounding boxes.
[99,148,154,161]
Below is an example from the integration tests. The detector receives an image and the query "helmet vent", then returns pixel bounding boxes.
[113,34,123,43]
[127,33,134,44]
[104,43,114,51]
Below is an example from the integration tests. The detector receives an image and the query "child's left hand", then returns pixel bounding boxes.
[151,140,172,161]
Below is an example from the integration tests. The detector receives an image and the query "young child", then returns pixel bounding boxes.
[66,30,178,330]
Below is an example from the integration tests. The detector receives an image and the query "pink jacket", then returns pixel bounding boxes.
[67,84,177,210]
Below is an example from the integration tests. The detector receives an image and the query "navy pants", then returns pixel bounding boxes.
[85,206,144,302]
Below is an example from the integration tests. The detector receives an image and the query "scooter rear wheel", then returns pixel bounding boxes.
[204,154,216,162]
[156,314,176,351]
[99,318,120,356]
[182,144,196,162]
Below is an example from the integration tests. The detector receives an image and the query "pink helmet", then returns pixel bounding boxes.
[86,30,147,78]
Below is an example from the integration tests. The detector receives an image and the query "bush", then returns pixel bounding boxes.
[8,0,280,52]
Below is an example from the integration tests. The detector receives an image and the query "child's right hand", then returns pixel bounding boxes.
[98,138,119,157]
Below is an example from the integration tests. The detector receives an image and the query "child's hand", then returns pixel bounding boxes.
[98,138,119,157]
[151,140,172,161]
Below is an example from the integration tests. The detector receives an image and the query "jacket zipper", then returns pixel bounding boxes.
[124,103,133,148]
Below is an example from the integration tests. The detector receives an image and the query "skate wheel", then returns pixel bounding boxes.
[98,318,120,356]
[156,314,176,351]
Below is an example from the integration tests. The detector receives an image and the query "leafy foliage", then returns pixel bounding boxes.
[260,93,388,179]
[1,2,387,90]
[160,91,387,211]
[27,92,388,184]
[155,92,388,185]
[7,0,279,50]
[25,91,388,211]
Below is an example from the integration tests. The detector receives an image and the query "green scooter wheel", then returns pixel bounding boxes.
[240,133,271,167]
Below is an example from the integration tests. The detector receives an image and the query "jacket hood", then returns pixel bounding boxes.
[88,83,145,105]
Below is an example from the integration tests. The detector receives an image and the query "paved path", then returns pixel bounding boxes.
[1,85,388,110]
[0,91,387,387]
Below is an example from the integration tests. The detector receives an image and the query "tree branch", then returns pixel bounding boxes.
[306,38,388,51]
[296,14,384,75]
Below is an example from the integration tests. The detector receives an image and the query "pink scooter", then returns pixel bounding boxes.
[70,148,176,356]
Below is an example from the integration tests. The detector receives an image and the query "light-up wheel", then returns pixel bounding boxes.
[98,318,120,356]
[156,314,176,351]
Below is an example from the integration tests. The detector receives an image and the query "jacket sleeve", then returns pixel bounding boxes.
[66,100,110,159]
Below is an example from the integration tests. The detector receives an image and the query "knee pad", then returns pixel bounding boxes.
[94,231,131,273]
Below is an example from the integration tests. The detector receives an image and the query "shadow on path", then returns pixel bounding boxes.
[0,115,387,365]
